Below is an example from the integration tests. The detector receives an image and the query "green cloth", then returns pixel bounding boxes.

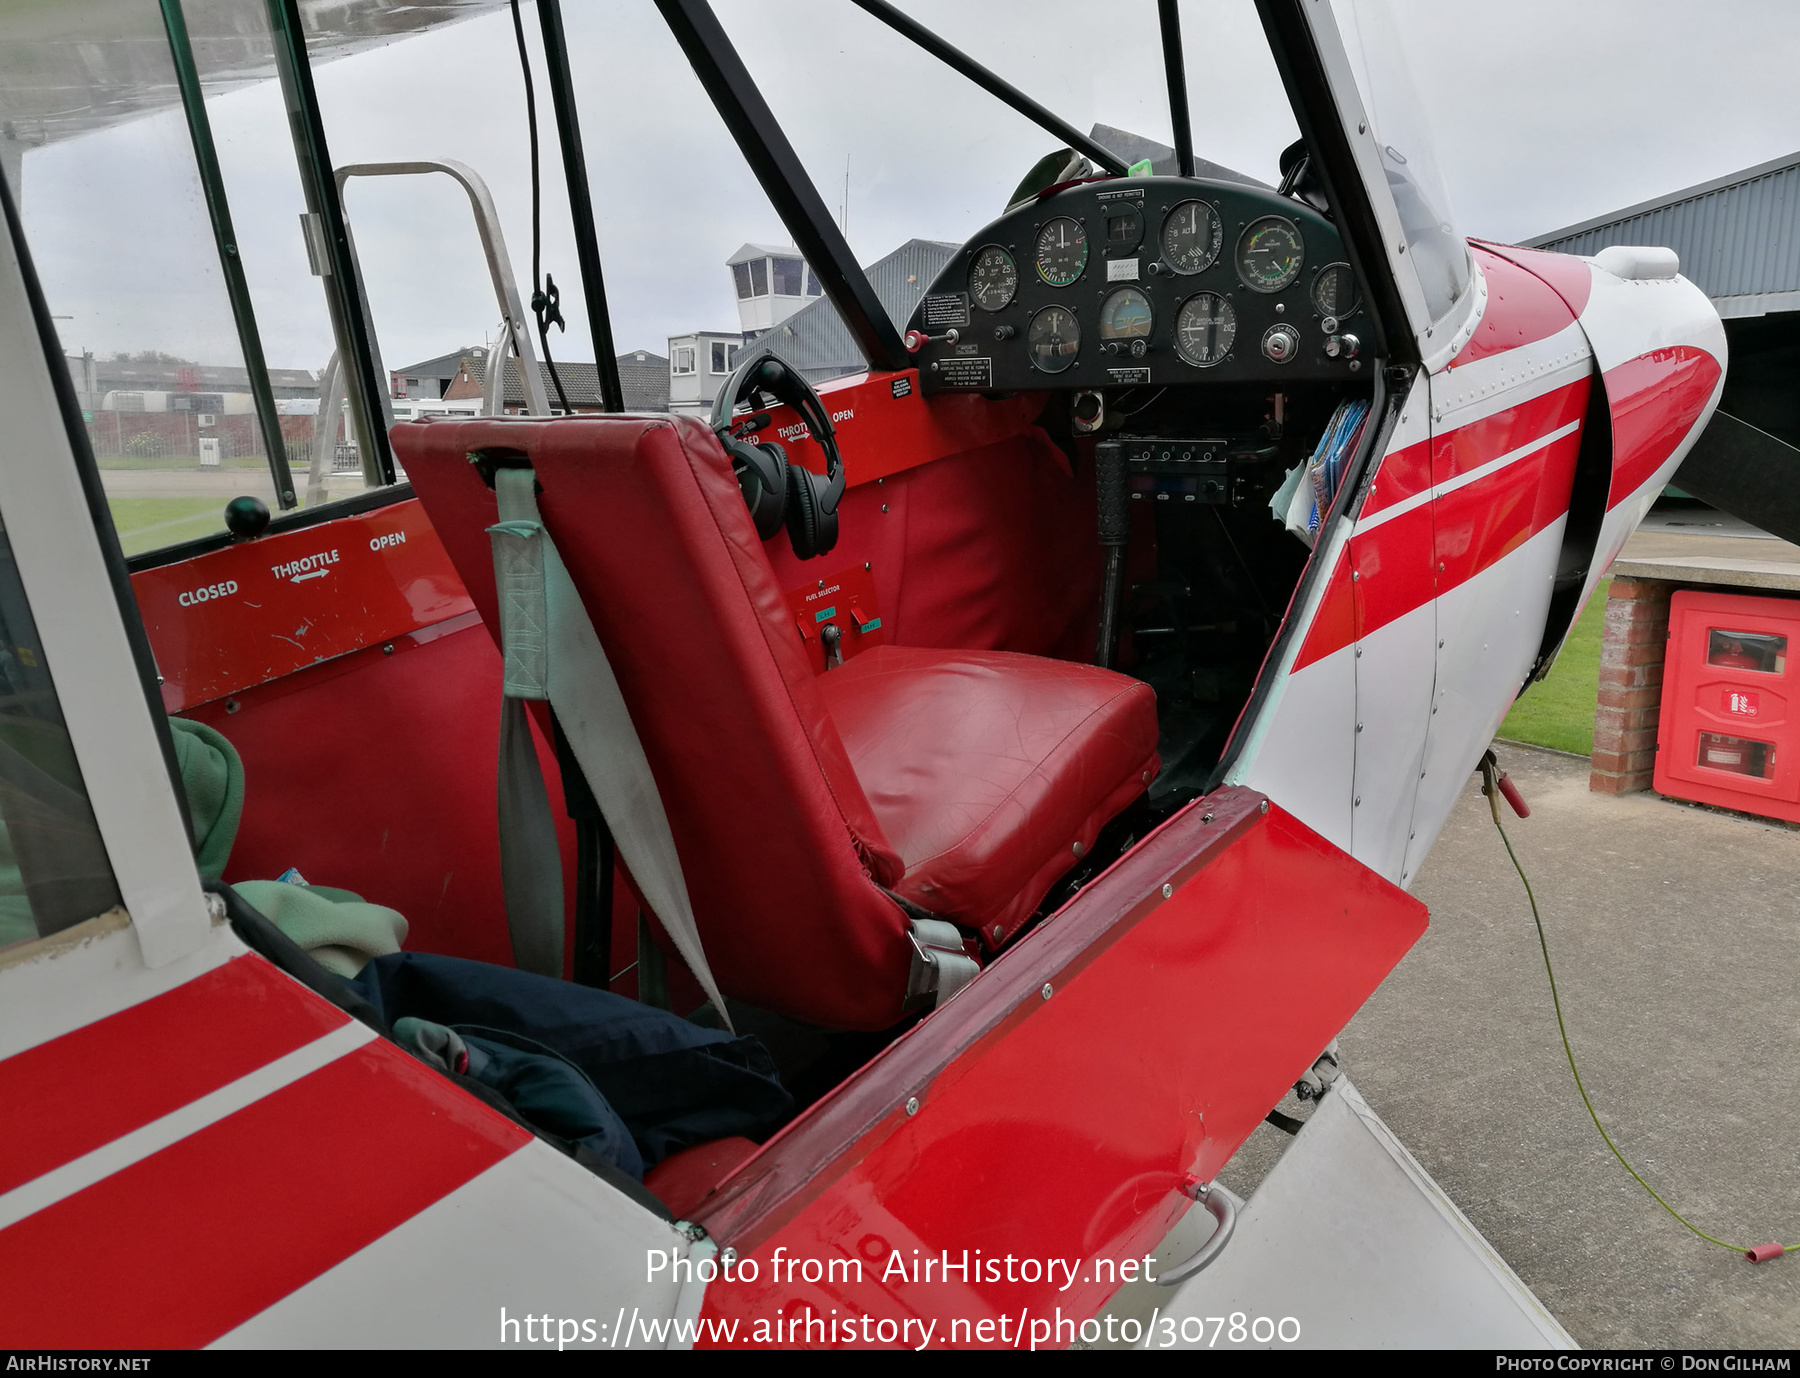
[169,717,243,881]
[233,879,409,978]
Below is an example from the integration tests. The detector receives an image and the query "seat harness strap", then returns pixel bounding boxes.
[905,916,980,1009]
[487,467,732,1030]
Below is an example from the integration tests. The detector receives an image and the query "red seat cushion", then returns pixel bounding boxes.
[817,645,1159,947]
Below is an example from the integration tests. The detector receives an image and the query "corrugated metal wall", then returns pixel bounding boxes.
[759,239,957,380]
[1530,156,1800,304]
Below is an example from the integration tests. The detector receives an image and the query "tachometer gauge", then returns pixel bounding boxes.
[968,245,1018,311]
[1098,287,1153,340]
[1310,261,1359,318]
[1236,216,1304,293]
[1173,293,1237,368]
[1160,200,1222,274]
[1026,305,1080,373]
[1034,217,1088,287]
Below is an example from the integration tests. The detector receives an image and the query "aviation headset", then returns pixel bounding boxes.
[709,349,846,560]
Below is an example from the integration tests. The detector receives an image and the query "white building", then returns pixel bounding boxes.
[665,330,749,417]
[665,244,827,416]
[727,242,822,333]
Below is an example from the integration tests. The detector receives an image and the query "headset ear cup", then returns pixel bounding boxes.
[784,463,821,560]
[784,467,840,560]
[808,472,838,557]
[722,434,788,540]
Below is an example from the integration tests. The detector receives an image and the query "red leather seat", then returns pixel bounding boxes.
[816,645,1156,945]
[397,414,1157,1031]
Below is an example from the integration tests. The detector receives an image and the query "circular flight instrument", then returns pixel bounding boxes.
[1173,292,1237,368]
[1103,205,1144,253]
[1098,287,1153,340]
[1235,216,1305,293]
[1310,261,1359,318]
[1034,217,1089,287]
[1160,200,1222,274]
[1026,305,1081,373]
[968,245,1019,311]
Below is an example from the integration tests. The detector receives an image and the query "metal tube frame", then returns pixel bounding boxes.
[850,0,1129,177]
[158,0,299,508]
[536,0,624,412]
[655,0,907,373]
[334,160,551,416]
[265,0,397,487]
[1157,0,1197,179]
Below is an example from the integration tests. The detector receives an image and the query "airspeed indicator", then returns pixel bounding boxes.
[1034,217,1088,287]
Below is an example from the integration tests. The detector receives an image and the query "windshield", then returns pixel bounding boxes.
[1332,0,1470,322]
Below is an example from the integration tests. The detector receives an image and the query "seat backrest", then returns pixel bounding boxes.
[397,414,915,1031]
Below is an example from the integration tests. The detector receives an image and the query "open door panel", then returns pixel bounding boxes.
[689,786,1426,1337]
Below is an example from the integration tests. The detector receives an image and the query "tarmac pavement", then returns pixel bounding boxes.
[1336,746,1800,1348]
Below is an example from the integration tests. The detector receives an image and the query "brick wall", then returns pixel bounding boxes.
[1590,576,1673,794]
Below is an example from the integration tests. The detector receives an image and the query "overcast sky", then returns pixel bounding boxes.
[21,0,1800,374]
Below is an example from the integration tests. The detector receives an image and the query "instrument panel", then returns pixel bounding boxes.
[908,176,1365,395]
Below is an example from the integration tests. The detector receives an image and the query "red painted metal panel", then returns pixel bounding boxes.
[1432,378,1587,487]
[1473,241,1594,319]
[0,1038,530,1348]
[785,563,885,676]
[1291,542,1356,673]
[1655,589,1800,821]
[1449,245,1579,370]
[1603,346,1723,508]
[762,370,1046,488]
[185,619,569,970]
[1360,435,1431,518]
[0,957,345,1196]
[1433,383,1587,590]
[763,430,1101,667]
[1352,500,1437,646]
[692,789,1426,1344]
[132,498,474,711]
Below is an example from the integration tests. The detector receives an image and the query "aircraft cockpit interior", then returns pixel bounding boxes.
[904,168,1374,808]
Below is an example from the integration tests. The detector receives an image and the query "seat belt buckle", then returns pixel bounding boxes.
[904,917,979,1010]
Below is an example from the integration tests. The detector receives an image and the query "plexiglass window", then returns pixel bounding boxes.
[1333,0,1472,322]
[1697,732,1775,780]
[0,522,122,952]
[1707,629,1786,675]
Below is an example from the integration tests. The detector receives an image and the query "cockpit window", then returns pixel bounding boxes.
[0,520,122,955]
[1332,0,1471,322]
[704,0,1297,378]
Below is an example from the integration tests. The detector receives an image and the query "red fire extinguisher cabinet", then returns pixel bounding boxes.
[1654,588,1800,822]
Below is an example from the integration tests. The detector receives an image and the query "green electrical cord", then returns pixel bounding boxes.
[1480,760,1787,1262]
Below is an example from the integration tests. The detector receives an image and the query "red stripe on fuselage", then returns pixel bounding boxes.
[1292,379,1590,670]
[0,956,347,1197]
[1435,423,1584,591]
[1360,436,1431,518]
[1604,345,1722,508]
[1434,379,1588,487]
[1292,543,1356,672]
[0,1038,531,1348]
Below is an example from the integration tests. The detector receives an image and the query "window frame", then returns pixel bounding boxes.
[0,174,208,968]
